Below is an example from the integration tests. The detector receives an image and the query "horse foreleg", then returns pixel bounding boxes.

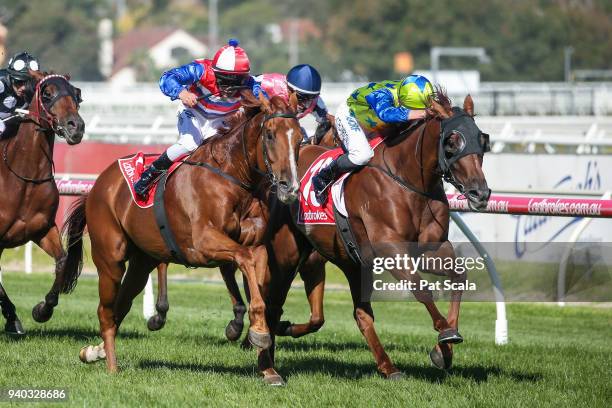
[147,263,169,331]
[277,252,326,338]
[31,225,66,323]
[195,230,271,349]
[220,263,247,341]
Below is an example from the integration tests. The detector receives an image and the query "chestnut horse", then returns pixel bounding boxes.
[256,92,492,384]
[144,124,339,339]
[0,71,84,336]
[63,92,303,373]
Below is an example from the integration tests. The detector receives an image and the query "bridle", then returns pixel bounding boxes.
[183,109,299,192]
[241,111,299,187]
[369,107,490,198]
[31,74,81,137]
[2,74,81,184]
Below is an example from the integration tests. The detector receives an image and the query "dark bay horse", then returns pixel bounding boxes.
[256,92,492,383]
[0,71,84,336]
[63,92,303,373]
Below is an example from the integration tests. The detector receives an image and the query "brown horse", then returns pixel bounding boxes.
[0,70,84,336]
[62,92,303,373]
[256,92,492,384]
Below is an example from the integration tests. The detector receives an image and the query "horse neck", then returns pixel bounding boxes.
[383,119,442,193]
[203,112,264,184]
[3,122,54,180]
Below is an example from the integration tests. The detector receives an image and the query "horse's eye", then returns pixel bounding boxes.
[266,130,274,141]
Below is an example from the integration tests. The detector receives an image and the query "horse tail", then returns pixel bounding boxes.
[59,194,88,294]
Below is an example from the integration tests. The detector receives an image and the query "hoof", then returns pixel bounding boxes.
[429,346,452,370]
[386,371,405,381]
[438,328,463,344]
[79,344,106,364]
[147,314,166,331]
[32,301,54,323]
[275,320,293,337]
[263,373,285,386]
[248,328,272,350]
[5,319,26,337]
[240,336,253,350]
[225,319,244,342]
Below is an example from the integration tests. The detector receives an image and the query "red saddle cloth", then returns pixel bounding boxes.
[118,152,184,209]
[298,136,384,225]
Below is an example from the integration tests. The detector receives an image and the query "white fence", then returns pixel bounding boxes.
[73,81,612,151]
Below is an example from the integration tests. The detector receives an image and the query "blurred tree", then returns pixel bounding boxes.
[3,0,110,80]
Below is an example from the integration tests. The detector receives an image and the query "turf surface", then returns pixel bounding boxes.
[0,271,610,407]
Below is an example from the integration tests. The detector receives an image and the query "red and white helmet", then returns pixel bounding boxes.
[212,39,250,74]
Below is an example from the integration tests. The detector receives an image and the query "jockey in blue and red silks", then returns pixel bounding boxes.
[134,39,253,198]
[251,64,332,144]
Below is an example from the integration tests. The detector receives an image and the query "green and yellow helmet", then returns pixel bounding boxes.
[398,74,434,109]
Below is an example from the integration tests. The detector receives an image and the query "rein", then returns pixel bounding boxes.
[182,110,298,192]
[365,120,446,201]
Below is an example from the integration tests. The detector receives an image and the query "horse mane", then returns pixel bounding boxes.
[429,85,451,110]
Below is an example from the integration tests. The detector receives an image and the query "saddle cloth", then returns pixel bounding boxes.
[298,136,384,225]
[118,152,184,209]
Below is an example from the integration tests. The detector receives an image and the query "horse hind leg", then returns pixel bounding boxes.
[31,226,67,323]
[220,263,247,342]
[0,271,25,336]
[343,265,402,380]
[277,252,326,338]
[147,263,169,331]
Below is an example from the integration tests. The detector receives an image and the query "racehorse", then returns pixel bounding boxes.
[0,70,84,336]
[62,92,303,373]
[255,91,492,384]
[144,123,340,339]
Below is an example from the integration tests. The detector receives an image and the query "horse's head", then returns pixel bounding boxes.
[29,70,85,145]
[241,91,303,204]
[429,94,491,211]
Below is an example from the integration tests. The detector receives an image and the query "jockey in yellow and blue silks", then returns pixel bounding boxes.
[312,74,434,204]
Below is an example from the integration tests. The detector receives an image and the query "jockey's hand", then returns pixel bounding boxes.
[179,89,198,107]
[408,109,427,121]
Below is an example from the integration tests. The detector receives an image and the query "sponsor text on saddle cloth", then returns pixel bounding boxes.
[118,152,185,208]
[298,136,384,225]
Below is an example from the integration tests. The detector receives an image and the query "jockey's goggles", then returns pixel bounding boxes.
[215,73,248,89]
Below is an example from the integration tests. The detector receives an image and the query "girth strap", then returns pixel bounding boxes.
[332,203,365,266]
[153,172,192,266]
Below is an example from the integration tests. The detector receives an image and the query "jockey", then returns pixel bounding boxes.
[134,39,252,198]
[312,74,434,204]
[0,51,40,139]
[251,64,331,143]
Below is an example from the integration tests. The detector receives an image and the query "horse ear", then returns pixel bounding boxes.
[288,91,298,113]
[240,90,257,107]
[463,94,474,116]
[258,91,272,114]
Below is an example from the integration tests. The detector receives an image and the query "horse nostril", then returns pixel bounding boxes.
[66,120,76,130]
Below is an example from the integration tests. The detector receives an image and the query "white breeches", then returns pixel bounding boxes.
[166,107,228,161]
[334,102,374,165]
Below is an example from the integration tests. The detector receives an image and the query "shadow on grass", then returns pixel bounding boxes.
[138,359,257,378]
[137,353,542,384]
[6,326,145,342]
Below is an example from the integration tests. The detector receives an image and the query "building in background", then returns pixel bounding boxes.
[109,27,208,86]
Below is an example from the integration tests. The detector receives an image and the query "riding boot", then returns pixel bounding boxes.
[133,152,173,199]
[312,154,361,204]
